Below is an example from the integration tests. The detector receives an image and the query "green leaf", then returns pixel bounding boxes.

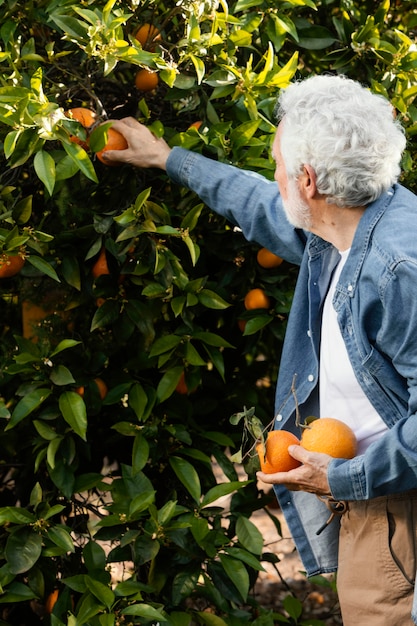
[129,489,155,517]
[6,527,43,574]
[132,433,149,474]
[169,456,201,503]
[50,339,81,358]
[236,516,264,555]
[33,150,56,196]
[156,366,183,403]
[62,142,98,183]
[149,334,182,357]
[122,603,167,620]
[171,569,200,605]
[0,581,38,603]
[0,507,35,524]
[128,383,149,421]
[6,388,51,430]
[198,289,230,309]
[50,364,75,386]
[47,526,75,553]
[47,436,63,469]
[85,576,115,610]
[219,553,249,602]
[90,299,119,331]
[196,611,229,625]
[201,481,248,507]
[12,195,33,224]
[27,255,60,282]
[223,546,265,571]
[58,391,87,440]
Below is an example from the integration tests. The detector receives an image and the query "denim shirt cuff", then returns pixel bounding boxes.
[327,455,367,501]
[166,147,194,187]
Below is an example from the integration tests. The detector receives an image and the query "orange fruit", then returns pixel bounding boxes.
[188,120,202,130]
[65,107,96,129]
[244,288,271,310]
[237,319,247,332]
[45,589,59,614]
[257,247,283,269]
[256,430,301,474]
[75,378,107,400]
[92,247,110,278]
[301,417,357,459]
[94,377,108,400]
[134,24,161,50]
[134,68,159,92]
[95,127,128,165]
[0,254,25,278]
[65,108,97,148]
[175,372,188,394]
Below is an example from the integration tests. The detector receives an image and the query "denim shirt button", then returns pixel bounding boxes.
[276,414,283,422]
[308,374,314,382]
[348,284,353,292]
[307,329,312,337]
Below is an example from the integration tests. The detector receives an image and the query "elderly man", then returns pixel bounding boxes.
[104,75,417,625]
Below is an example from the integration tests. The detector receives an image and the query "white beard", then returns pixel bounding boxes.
[282,177,312,230]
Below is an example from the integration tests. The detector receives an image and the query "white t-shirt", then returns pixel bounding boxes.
[319,249,388,454]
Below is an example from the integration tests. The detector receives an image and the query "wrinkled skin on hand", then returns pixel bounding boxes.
[257,444,333,496]
[102,117,172,170]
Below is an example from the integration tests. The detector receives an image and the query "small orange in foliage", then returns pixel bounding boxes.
[65,107,96,129]
[175,372,189,395]
[237,319,247,332]
[134,68,159,92]
[0,254,25,278]
[75,378,107,400]
[94,377,108,400]
[244,288,271,310]
[257,247,283,269]
[65,108,96,148]
[134,24,161,50]
[301,417,357,459]
[188,120,202,130]
[92,247,110,278]
[45,589,59,614]
[96,127,128,165]
[256,430,301,474]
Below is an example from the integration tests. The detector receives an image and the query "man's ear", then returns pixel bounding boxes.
[300,164,317,199]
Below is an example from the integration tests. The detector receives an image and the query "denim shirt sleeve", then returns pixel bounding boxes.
[328,252,417,501]
[166,147,306,265]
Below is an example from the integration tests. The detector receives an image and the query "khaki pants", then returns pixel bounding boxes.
[337,490,417,626]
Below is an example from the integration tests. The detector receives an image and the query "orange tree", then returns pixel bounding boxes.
[0,1,417,625]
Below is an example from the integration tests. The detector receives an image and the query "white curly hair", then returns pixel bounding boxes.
[275,74,406,207]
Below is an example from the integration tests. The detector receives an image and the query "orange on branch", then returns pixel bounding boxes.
[188,120,202,130]
[244,288,271,310]
[134,23,161,50]
[65,107,97,129]
[257,247,283,269]
[65,108,96,148]
[45,589,59,614]
[301,417,357,459]
[256,430,301,474]
[94,377,108,400]
[92,247,110,278]
[134,68,159,92]
[0,254,25,278]
[96,127,128,165]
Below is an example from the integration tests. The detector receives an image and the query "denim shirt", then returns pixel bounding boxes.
[166,147,417,584]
